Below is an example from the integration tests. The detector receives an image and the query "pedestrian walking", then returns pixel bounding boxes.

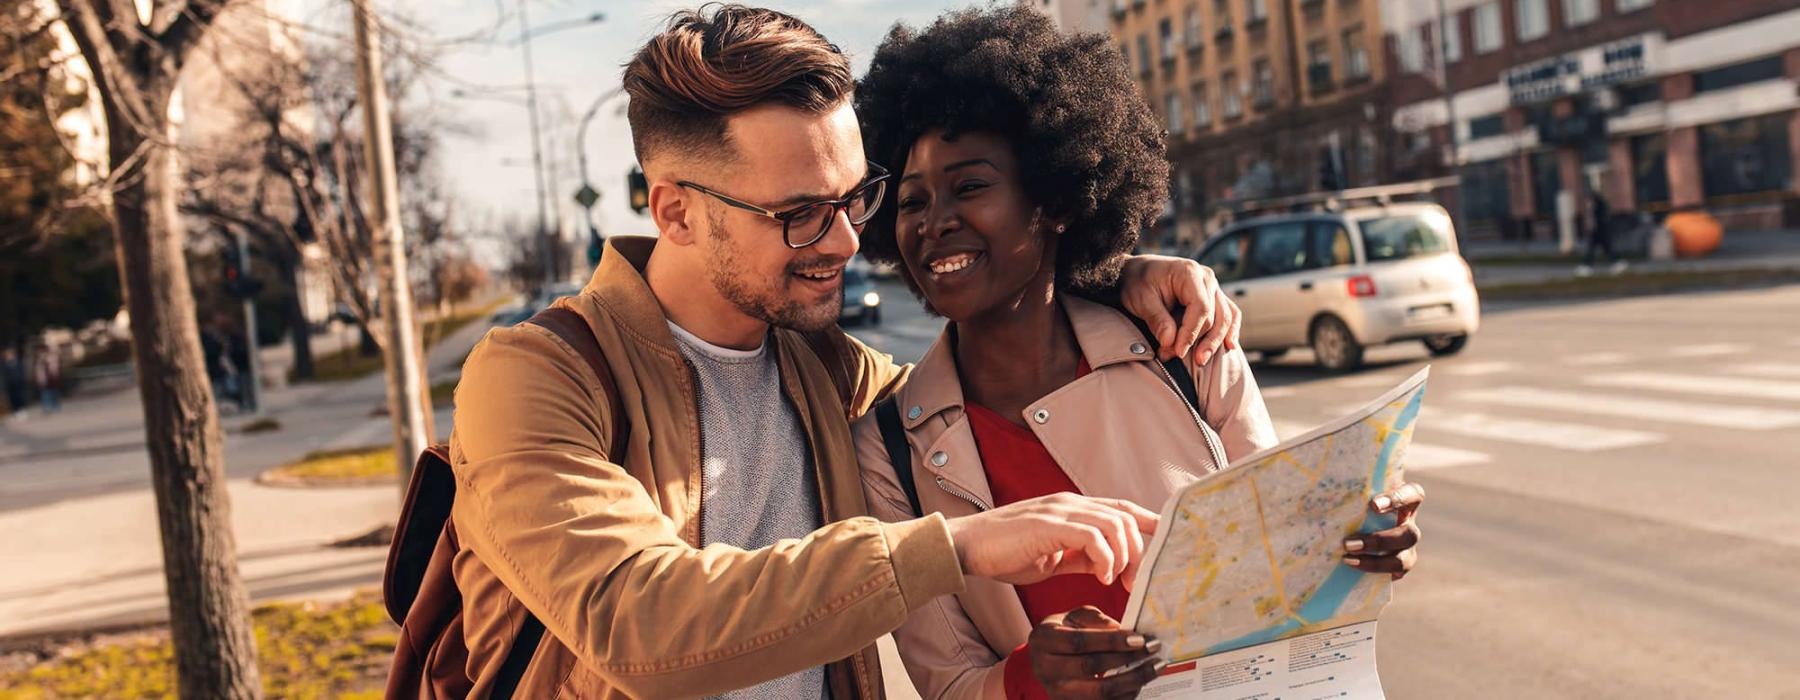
[2,348,26,415]
[1577,190,1627,277]
[33,344,63,414]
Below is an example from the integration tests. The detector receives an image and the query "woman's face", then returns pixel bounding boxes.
[893,130,1056,322]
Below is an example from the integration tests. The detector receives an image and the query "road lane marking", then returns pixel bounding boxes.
[1402,443,1493,471]
[1458,386,1800,430]
[1443,361,1516,377]
[1422,410,1665,451]
[1584,372,1800,403]
[1724,363,1800,379]
[1565,352,1630,366]
[1667,343,1749,358]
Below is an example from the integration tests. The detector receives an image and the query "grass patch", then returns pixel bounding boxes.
[238,417,283,434]
[262,445,397,485]
[0,590,395,698]
[1468,254,1583,267]
[297,296,509,384]
[1480,267,1800,300]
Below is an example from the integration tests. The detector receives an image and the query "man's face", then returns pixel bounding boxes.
[692,102,868,332]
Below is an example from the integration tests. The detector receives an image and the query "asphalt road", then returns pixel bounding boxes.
[850,280,1800,699]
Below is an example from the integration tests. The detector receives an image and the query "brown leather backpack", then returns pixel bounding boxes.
[382,307,622,699]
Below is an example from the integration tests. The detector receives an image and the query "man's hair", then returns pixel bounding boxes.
[623,4,853,168]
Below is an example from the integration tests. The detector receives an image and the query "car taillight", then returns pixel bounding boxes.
[1347,275,1378,298]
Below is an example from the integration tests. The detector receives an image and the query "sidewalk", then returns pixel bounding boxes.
[0,313,498,642]
[1467,229,1800,288]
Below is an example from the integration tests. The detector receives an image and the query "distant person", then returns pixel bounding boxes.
[851,8,1426,697]
[34,344,63,414]
[2,348,26,414]
[1577,190,1626,277]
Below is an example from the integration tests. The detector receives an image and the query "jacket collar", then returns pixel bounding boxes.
[583,235,684,354]
[897,295,1159,429]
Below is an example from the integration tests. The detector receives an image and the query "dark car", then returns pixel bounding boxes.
[839,266,881,326]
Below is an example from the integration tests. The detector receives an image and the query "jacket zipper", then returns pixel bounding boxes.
[933,474,992,512]
[680,355,706,545]
[1152,359,1230,473]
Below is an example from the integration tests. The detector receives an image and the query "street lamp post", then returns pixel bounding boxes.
[504,6,604,286]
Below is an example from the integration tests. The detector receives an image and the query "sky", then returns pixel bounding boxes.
[302,0,985,257]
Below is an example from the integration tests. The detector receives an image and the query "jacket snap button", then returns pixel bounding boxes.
[1129,342,1148,355]
[1033,409,1050,424]
[907,405,923,420]
[930,451,948,467]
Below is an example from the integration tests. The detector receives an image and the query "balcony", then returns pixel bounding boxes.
[1307,64,1334,94]
[1214,25,1234,43]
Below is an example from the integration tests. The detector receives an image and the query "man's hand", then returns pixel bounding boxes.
[1029,606,1165,699]
[944,493,1158,587]
[1118,255,1241,365]
[1344,482,1425,580]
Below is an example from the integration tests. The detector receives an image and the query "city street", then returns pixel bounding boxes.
[851,279,1800,698]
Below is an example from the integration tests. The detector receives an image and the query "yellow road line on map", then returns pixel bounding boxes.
[1247,475,1294,617]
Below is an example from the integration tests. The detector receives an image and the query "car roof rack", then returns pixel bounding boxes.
[1218,176,1460,222]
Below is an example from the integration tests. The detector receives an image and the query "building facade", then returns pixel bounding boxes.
[1027,0,1113,34]
[1112,0,1396,251]
[1387,0,1800,238]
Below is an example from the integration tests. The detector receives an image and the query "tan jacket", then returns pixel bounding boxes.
[852,296,1278,699]
[447,236,965,698]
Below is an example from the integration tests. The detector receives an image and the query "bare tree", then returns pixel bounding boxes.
[50,0,261,697]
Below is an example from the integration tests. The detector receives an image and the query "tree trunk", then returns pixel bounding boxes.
[277,245,313,380]
[109,105,262,699]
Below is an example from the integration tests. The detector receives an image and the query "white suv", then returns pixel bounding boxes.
[1195,203,1480,372]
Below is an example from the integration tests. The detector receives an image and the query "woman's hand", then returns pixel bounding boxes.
[1118,255,1241,365]
[1028,606,1165,699]
[1345,482,1425,580]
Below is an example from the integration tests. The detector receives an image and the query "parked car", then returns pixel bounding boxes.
[1194,203,1479,372]
[839,265,882,326]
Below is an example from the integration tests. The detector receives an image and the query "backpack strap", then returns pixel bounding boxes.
[528,307,628,459]
[1125,315,1202,416]
[874,396,922,517]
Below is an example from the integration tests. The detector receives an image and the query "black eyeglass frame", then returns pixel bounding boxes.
[677,163,890,249]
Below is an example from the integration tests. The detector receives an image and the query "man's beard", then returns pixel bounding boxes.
[705,212,844,332]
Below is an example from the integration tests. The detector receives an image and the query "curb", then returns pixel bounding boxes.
[253,469,397,490]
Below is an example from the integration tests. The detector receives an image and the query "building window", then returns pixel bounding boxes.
[1307,39,1333,90]
[1185,6,1203,49]
[1214,0,1233,37]
[1515,0,1549,42]
[1530,150,1560,218]
[1467,114,1505,140]
[1252,58,1275,107]
[1563,0,1599,25]
[1137,34,1152,76]
[1694,55,1786,94]
[1472,2,1502,54]
[1439,15,1462,63]
[1460,159,1513,222]
[1342,26,1369,80]
[1159,19,1176,62]
[1397,25,1427,74]
[1616,0,1653,12]
[1167,92,1185,134]
[1619,81,1660,109]
[1120,39,1131,72]
[1248,0,1267,23]
[1222,70,1243,118]
[1630,132,1669,206]
[1700,113,1794,197]
[1192,82,1212,126]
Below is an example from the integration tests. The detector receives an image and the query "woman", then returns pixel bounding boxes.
[850,8,1424,699]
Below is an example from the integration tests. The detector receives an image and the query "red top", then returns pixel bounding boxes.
[964,360,1131,698]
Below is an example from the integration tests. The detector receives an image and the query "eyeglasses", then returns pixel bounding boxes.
[678,163,890,249]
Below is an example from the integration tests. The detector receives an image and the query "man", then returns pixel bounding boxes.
[1577,189,1626,277]
[444,6,1239,697]
[33,343,61,414]
[2,348,25,415]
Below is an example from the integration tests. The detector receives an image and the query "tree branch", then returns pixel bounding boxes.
[158,0,231,64]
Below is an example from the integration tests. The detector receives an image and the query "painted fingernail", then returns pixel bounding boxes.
[1153,660,1170,674]
[1126,634,1147,648]
[1343,557,1362,567]
[1373,495,1393,511]
[1145,638,1164,654]
[1344,539,1365,553]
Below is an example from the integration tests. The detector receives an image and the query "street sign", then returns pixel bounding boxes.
[573,184,600,210]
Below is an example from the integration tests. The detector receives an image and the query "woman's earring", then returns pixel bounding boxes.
[1055,224,1067,234]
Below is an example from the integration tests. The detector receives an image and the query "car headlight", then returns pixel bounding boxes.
[862,291,881,307]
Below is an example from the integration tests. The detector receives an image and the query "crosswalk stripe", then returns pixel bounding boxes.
[1667,343,1749,358]
[1724,363,1800,380]
[1565,352,1630,366]
[1422,410,1665,452]
[1444,361,1515,377]
[1402,443,1493,471]
[1458,386,1800,430]
[1584,372,1800,403]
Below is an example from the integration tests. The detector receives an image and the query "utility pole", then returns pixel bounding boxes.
[518,0,555,286]
[352,0,430,480]
[234,228,261,413]
[1434,0,1467,236]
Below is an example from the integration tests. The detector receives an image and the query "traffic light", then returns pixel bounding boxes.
[221,246,263,299]
[627,166,649,214]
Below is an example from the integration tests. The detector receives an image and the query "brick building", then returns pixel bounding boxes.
[1111,0,1398,251]
[1386,0,1800,239]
